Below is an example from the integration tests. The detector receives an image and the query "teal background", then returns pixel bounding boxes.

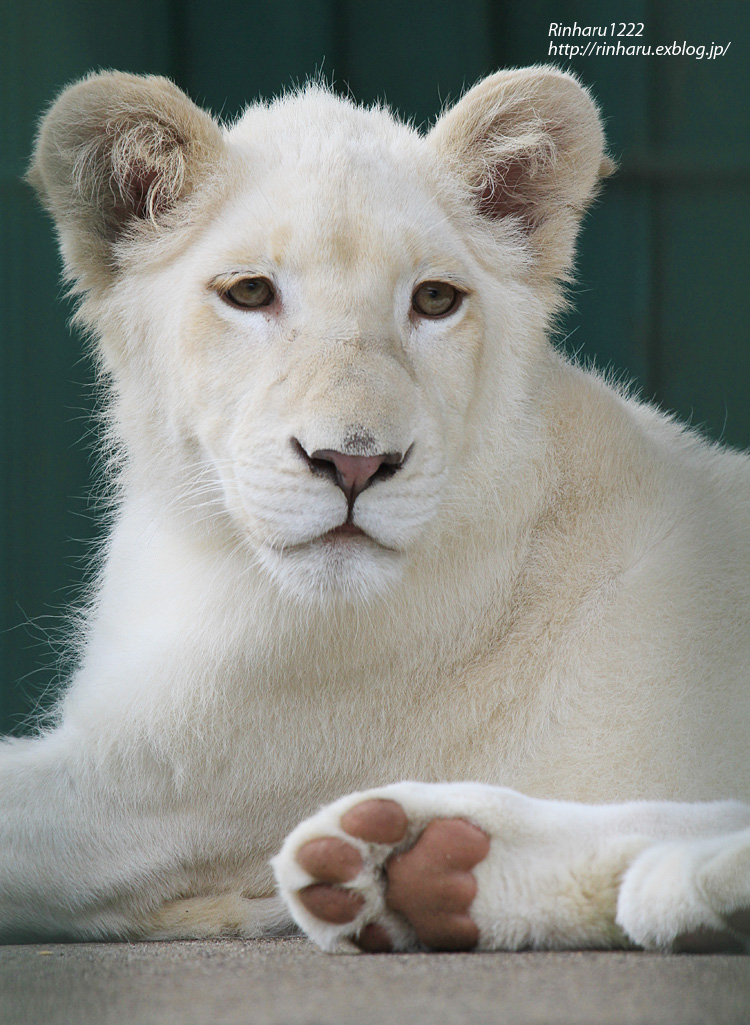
[2,1,748,733]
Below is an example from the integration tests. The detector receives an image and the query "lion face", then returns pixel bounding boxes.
[149,103,490,601]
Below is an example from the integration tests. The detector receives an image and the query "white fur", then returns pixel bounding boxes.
[3,67,748,949]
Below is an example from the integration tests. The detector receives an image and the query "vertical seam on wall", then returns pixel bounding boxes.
[646,0,663,403]
[167,0,188,95]
[331,0,351,96]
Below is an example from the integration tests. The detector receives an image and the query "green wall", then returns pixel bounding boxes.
[2,0,749,732]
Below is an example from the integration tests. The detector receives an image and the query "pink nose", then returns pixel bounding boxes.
[311,450,388,507]
[295,441,404,512]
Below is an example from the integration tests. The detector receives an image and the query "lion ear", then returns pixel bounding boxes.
[27,71,225,278]
[429,67,613,279]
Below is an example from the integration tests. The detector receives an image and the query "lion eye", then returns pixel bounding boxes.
[222,278,275,309]
[412,281,461,318]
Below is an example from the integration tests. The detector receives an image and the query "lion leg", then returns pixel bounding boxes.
[272,782,750,953]
[0,731,295,942]
[0,731,180,941]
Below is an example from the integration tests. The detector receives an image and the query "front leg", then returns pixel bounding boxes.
[0,732,291,941]
[0,731,187,940]
[272,782,750,953]
[0,732,146,940]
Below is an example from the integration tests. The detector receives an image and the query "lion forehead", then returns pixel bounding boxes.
[219,91,455,272]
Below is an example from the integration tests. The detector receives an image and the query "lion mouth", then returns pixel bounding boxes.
[267,522,401,556]
[318,523,400,553]
[322,522,368,542]
[267,522,370,554]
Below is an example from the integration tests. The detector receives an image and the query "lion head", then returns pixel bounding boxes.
[29,68,608,604]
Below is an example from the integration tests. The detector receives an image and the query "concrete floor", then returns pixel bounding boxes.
[2,938,750,1025]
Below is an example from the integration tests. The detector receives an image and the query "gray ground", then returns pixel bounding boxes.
[2,938,749,1025]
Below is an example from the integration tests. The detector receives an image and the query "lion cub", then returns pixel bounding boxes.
[2,67,748,951]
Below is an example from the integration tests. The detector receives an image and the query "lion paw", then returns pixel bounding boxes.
[272,783,492,952]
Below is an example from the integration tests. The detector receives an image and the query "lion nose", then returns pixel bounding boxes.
[294,441,404,511]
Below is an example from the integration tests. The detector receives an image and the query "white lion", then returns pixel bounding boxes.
[3,66,748,952]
